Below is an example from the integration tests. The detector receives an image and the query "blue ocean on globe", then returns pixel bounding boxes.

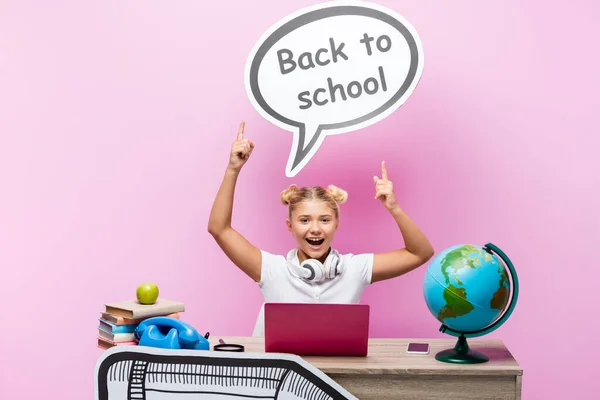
[423,244,511,333]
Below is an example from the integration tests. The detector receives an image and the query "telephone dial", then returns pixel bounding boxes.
[134,317,210,350]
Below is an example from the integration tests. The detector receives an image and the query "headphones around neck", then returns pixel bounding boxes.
[286,248,343,283]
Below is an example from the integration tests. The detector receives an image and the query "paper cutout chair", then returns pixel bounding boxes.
[95,346,356,400]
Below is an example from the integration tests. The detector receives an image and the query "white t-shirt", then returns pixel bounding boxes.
[252,249,374,336]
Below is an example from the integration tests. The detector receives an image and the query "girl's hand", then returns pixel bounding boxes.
[373,161,398,211]
[229,121,255,171]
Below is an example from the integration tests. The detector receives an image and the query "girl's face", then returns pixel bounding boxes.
[286,200,339,263]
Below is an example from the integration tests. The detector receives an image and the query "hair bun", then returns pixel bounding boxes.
[327,185,348,204]
[280,184,300,205]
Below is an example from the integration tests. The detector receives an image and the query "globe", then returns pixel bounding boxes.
[423,243,519,364]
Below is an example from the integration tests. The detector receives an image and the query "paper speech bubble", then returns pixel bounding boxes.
[245,1,424,177]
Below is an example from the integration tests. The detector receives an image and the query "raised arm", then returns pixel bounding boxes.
[207,121,262,282]
[371,161,434,283]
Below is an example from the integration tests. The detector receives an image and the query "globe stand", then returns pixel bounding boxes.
[435,334,489,364]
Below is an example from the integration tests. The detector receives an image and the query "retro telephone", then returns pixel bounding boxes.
[134,317,210,350]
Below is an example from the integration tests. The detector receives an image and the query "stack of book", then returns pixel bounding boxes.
[97,298,185,350]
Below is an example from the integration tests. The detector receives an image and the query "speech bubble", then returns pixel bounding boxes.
[245,0,424,177]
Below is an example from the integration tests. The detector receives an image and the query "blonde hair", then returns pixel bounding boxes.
[280,184,348,219]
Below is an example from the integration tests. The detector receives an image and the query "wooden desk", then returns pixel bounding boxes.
[211,336,522,400]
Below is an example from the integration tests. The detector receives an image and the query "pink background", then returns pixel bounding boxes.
[1,0,598,399]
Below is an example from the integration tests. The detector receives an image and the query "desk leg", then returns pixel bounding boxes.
[328,374,521,400]
[515,375,522,400]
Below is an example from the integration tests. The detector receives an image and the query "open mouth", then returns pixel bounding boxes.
[306,238,325,246]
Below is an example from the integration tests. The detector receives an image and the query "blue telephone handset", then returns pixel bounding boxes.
[134,317,209,350]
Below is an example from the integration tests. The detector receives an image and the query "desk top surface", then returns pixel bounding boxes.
[210,336,522,376]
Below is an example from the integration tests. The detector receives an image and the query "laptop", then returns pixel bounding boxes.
[264,303,370,356]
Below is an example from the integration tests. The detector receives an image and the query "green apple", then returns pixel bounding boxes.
[136,283,159,305]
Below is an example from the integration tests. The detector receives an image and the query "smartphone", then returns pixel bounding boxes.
[407,342,430,355]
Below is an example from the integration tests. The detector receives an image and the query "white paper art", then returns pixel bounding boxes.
[95,346,357,399]
[245,0,424,177]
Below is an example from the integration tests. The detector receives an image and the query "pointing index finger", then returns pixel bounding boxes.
[381,161,388,180]
[237,121,245,141]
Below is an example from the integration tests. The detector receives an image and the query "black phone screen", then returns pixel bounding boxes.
[407,343,429,352]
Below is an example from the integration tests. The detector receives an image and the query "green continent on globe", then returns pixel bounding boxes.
[490,265,510,310]
[437,284,475,321]
[439,245,486,285]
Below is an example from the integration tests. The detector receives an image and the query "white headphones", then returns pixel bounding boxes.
[286,248,343,283]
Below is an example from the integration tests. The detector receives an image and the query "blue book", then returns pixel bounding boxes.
[98,318,137,334]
